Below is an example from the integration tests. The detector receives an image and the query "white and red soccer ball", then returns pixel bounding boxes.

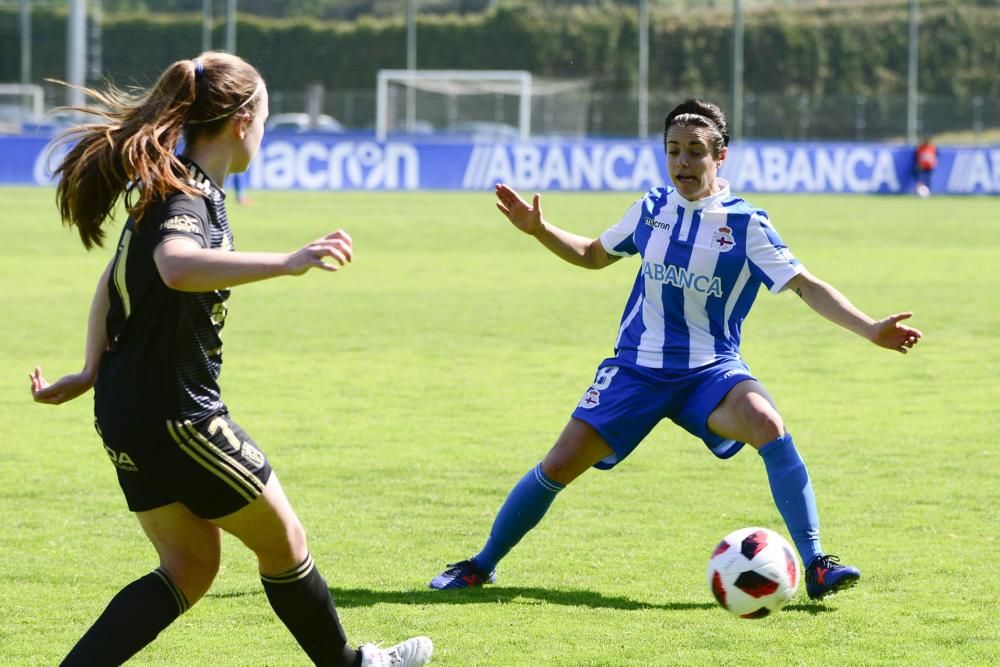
[707,527,801,618]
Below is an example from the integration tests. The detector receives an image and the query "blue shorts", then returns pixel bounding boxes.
[570,357,755,469]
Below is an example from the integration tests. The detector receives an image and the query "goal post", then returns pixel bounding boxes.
[376,69,532,142]
[0,83,45,122]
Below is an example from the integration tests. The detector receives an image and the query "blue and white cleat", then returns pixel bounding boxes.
[805,554,861,600]
[429,559,496,590]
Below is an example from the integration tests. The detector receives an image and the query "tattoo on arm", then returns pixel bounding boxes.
[794,287,804,298]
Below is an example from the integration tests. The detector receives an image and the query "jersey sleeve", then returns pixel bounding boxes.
[599,198,644,257]
[745,211,804,293]
[153,195,211,249]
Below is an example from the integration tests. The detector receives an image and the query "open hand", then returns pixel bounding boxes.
[287,229,353,275]
[870,312,922,354]
[29,366,94,404]
[495,183,543,236]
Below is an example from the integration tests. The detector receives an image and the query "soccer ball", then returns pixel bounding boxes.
[706,527,801,618]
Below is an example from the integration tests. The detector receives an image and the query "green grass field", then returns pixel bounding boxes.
[1,187,997,666]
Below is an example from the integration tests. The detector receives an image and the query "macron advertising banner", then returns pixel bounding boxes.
[2,134,997,195]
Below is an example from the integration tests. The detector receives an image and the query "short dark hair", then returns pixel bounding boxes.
[663,98,729,157]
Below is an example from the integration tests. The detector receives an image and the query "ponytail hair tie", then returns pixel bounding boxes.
[193,59,205,81]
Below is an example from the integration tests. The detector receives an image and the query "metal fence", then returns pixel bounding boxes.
[1,0,997,143]
[278,87,998,143]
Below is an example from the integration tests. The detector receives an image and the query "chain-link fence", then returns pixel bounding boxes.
[271,87,995,142]
[1,0,997,142]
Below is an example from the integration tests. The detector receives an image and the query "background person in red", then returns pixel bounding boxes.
[913,137,938,197]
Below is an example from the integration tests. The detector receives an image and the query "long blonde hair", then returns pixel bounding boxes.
[53,51,263,249]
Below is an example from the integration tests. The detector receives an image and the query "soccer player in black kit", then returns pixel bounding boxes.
[30,51,432,667]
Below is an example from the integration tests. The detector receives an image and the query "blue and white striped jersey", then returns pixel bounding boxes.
[599,180,802,370]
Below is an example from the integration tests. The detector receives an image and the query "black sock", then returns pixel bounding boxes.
[261,554,357,667]
[62,568,188,666]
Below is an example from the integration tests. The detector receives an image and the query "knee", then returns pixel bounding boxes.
[538,420,611,485]
[745,409,785,447]
[733,395,784,446]
[160,548,220,605]
[539,458,573,485]
[287,520,308,557]
[540,447,588,486]
[256,518,309,574]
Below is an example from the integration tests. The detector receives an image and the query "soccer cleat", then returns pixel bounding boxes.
[358,636,433,667]
[428,559,496,590]
[805,554,861,600]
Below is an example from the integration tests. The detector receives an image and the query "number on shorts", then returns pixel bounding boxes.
[592,366,620,390]
[208,416,242,451]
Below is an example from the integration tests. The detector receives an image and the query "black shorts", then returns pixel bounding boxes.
[95,411,272,519]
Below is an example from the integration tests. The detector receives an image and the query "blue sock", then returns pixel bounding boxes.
[473,463,565,573]
[758,433,822,567]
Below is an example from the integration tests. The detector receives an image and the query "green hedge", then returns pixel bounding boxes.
[1,1,995,101]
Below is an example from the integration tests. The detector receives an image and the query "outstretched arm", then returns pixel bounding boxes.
[785,270,922,353]
[30,261,112,404]
[495,183,618,270]
[155,229,353,292]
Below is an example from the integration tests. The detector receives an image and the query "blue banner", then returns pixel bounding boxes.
[3,133,997,195]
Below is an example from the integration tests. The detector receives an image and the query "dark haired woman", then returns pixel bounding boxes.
[430,99,921,602]
[30,51,432,666]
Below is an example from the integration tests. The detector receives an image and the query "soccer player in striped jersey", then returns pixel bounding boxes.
[30,52,431,667]
[430,98,922,601]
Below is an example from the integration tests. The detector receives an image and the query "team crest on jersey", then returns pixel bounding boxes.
[712,226,735,252]
[241,442,266,470]
[578,388,601,409]
[161,214,200,234]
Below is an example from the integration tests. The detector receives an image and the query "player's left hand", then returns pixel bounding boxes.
[287,229,353,275]
[870,312,922,354]
[29,366,94,404]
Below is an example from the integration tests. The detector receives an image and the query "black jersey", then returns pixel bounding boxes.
[94,159,234,421]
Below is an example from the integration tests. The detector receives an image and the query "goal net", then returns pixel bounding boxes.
[375,69,590,141]
[0,83,45,131]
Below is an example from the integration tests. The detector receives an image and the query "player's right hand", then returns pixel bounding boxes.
[287,229,353,275]
[495,183,544,236]
[29,366,94,405]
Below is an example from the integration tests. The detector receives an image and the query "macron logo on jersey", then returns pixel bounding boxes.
[641,261,723,297]
[643,215,671,232]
